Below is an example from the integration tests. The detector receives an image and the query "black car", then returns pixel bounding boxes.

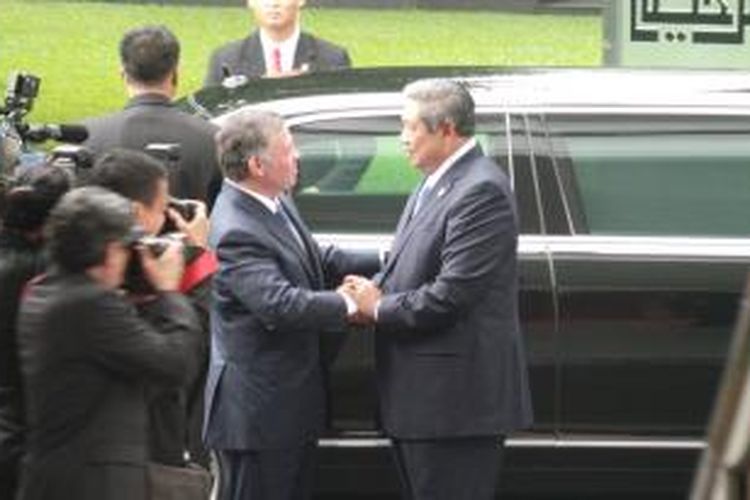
[181,67,750,497]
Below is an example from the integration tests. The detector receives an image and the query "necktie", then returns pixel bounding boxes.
[271,47,282,73]
[411,182,432,218]
[276,201,304,249]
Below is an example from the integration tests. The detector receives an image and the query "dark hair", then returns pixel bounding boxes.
[2,165,72,233]
[119,25,180,85]
[45,187,134,273]
[87,148,168,205]
[215,110,286,182]
[403,79,475,137]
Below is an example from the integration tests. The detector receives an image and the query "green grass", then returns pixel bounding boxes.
[0,1,601,123]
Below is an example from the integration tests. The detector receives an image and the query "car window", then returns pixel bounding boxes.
[545,114,750,237]
[291,114,528,233]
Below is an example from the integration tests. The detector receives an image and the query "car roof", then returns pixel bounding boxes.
[179,66,750,123]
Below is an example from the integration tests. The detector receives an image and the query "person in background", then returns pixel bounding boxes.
[16,186,201,500]
[343,78,533,500]
[0,165,71,500]
[204,0,350,86]
[84,25,221,206]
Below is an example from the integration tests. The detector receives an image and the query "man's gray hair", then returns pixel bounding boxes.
[215,110,286,182]
[403,78,475,137]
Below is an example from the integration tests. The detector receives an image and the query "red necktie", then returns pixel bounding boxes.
[271,47,282,73]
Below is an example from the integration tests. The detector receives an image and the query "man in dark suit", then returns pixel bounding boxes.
[205,109,378,500]
[84,25,220,204]
[16,186,201,500]
[204,0,350,87]
[344,79,533,500]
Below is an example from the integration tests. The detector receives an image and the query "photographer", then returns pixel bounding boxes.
[86,148,214,469]
[16,186,201,500]
[0,163,71,500]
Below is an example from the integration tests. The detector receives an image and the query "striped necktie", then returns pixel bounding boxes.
[411,182,432,218]
[276,201,304,249]
[271,47,282,73]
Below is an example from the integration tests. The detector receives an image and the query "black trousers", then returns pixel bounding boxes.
[216,443,316,500]
[392,436,503,500]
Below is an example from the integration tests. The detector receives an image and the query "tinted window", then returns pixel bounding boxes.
[546,115,750,237]
[291,114,525,233]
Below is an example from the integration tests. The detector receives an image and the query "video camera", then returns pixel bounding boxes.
[0,71,89,179]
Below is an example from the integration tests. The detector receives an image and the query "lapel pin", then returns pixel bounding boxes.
[437,187,447,198]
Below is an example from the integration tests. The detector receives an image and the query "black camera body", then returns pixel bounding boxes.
[47,144,95,183]
[5,73,40,113]
[160,198,199,235]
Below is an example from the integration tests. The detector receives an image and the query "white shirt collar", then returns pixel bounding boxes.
[225,178,279,214]
[423,137,477,190]
[259,26,301,73]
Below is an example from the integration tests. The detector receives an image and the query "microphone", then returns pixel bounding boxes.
[24,124,89,143]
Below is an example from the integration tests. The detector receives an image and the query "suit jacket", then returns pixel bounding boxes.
[16,271,201,500]
[204,30,351,87]
[83,94,221,203]
[204,182,378,450]
[374,145,533,440]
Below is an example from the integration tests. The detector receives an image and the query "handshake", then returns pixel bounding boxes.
[336,275,383,326]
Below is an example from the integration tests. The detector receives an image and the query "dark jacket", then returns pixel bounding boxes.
[0,231,44,499]
[374,145,533,439]
[203,182,378,450]
[16,271,201,500]
[83,94,221,203]
[204,30,350,87]
[139,249,215,467]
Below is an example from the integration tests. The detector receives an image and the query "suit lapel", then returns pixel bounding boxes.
[241,31,266,76]
[393,182,422,237]
[294,33,317,71]
[381,146,483,283]
[279,196,324,286]
[229,184,319,285]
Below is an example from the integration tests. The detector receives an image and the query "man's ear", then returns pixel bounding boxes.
[248,155,264,178]
[438,120,455,138]
[131,200,147,224]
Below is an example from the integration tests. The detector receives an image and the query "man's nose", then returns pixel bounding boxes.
[400,130,409,145]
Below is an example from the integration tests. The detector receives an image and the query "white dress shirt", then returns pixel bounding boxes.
[259,26,301,73]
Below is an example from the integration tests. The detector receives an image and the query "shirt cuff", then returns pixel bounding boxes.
[338,291,358,315]
[373,299,381,322]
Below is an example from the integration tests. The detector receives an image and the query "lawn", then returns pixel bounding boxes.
[0,1,601,124]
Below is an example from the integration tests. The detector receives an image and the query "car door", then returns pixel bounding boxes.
[538,111,750,439]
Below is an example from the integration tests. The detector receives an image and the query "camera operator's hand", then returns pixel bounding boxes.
[167,200,209,248]
[137,240,185,292]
